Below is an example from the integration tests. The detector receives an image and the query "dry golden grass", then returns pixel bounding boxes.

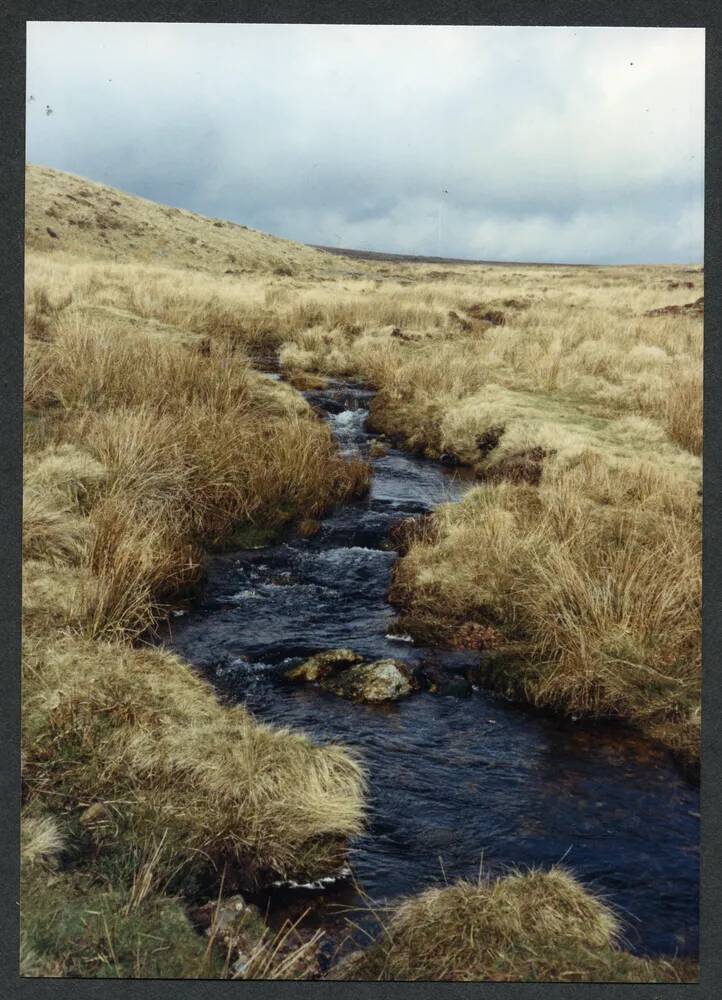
[22,173,376,978]
[275,278,702,470]
[23,164,701,979]
[262,253,703,764]
[26,163,330,276]
[331,868,697,982]
[23,635,365,885]
[238,915,325,980]
[665,370,703,454]
[24,307,368,638]
[389,456,700,763]
[23,292,369,863]
[21,813,65,870]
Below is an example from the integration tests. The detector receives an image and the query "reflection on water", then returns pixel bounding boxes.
[164,379,699,959]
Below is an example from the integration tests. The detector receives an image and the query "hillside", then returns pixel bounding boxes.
[25,164,331,275]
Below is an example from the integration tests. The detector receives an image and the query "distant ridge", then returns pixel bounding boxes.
[311,244,587,267]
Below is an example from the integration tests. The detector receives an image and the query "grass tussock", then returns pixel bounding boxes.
[22,294,369,869]
[23,636,365,888]
[21,814,65,870]
[331,868,697,982]
[25,318,368,638]
[390,454,700,763]
[665,370,703,455]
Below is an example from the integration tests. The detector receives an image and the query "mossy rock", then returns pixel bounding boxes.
[284,648,364,683]
[189,894,266,968]
[320,659,415,703]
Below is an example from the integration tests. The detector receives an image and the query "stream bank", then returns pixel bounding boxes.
[163,377,699,964]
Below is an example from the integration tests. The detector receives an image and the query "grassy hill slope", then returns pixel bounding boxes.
[25,164,330,275]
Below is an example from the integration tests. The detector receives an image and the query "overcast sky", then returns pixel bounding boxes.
[26,23,704,264]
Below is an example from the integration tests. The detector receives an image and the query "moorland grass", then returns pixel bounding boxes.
[23,635,366,888]
[22,234,370,976]
[331,868,697,982]
[22,165,702,978]
[271,261,702,763]
[388,455,701,765]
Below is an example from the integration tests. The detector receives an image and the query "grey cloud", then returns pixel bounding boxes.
[26,23,704,263]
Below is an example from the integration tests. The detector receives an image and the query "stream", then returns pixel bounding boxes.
[164,377,699,962]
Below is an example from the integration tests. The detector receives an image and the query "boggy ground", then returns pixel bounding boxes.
[21,165,700,979]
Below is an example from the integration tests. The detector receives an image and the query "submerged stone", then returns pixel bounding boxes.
[189,895,266,968]
[287,371,328,391]
[418,662,472,697]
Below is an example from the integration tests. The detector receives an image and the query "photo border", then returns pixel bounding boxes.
[1,3,719,997]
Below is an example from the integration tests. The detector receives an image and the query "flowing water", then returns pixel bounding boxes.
[164,378,699,960]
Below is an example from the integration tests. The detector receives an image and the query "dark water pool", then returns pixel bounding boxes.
[163,379,699,959]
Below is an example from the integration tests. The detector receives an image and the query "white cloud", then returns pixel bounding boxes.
[26,23,704,263]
